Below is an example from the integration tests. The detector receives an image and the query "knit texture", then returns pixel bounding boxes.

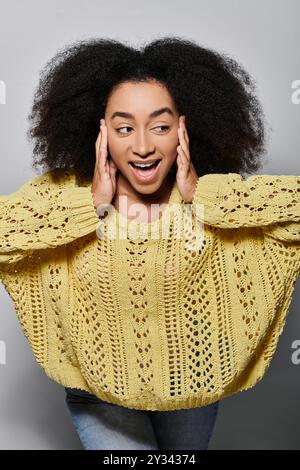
[0,169,299,411]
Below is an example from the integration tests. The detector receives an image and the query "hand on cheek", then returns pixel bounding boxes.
[175,115,198,203]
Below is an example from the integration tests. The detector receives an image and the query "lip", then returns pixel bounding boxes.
[130,159,160,164]
[128,160,162,183]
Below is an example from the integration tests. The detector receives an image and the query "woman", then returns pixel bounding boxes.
[0,36,299,450]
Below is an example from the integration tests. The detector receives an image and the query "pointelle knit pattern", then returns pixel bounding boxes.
[0,169,299,410]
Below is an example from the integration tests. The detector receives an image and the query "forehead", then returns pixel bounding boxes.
[106,80,176,113]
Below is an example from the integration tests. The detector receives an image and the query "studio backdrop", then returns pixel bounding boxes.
[0,0,299,450]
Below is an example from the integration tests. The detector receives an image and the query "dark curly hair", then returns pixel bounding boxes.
[27,35,270,185]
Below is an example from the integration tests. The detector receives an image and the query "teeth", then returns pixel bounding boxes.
[131,160,159,168]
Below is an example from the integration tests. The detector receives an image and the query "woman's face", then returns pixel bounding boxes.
[103,80,180,195]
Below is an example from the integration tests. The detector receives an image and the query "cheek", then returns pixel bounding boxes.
[107,139,128,168]
[163,130,179,152]
[107,135,120,155]
[164,139,179,157]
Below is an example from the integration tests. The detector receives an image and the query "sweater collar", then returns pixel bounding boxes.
[95,178,184,240]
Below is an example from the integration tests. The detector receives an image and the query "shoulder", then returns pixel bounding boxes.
[16,168,80,199]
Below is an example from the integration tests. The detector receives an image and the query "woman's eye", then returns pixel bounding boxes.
[155,125,170,133]
[116,125,170,135]
[116,127,132,135]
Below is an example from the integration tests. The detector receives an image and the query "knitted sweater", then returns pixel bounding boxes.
[0,169,299,411]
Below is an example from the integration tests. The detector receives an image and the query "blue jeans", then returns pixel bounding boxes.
[65,387,219,450]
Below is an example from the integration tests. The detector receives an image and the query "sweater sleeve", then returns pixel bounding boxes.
[192,172,300,242]
[0,170,100,265]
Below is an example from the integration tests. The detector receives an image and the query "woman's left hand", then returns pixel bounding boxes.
[176,115,198,203]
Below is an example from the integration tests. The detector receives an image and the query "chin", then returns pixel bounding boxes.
[131,179,163,194]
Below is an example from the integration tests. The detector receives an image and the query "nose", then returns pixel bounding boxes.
[131,129,155,157]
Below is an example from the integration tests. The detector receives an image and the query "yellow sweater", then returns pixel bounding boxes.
[0,169,299,411]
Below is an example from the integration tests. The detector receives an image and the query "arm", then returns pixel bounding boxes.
[192,172,300,236]
[0,170,100,265]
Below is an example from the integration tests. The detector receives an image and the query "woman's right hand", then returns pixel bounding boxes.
[92,118,118,210]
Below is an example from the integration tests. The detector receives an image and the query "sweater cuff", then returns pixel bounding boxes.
[57,187,101,236]
[191,174,224,224]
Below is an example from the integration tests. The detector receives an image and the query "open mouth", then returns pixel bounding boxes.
[129,159,161,171]
[128,159,162,182]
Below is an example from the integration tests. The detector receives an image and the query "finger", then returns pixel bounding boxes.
[99,125,108,173]
[182,119,190,145]
[178,126,190,161]
[175,152,183,175]
[96,132,105,174]
[177,151,183,169]
[178,119,189,158]
[183,129,189,146]
[109,158,118,177]
[176,153,182,170]
[95,127,102,165]
[176,145,186,171]
[178,128,190,161]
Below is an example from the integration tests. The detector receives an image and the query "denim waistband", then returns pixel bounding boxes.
[65,387,109,404]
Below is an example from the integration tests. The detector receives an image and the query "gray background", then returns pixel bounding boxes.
[0,0,299,449]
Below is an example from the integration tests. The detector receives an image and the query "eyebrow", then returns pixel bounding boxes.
[110,106,175,120]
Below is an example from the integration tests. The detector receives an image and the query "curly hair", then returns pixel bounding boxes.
[27,35,270,185]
